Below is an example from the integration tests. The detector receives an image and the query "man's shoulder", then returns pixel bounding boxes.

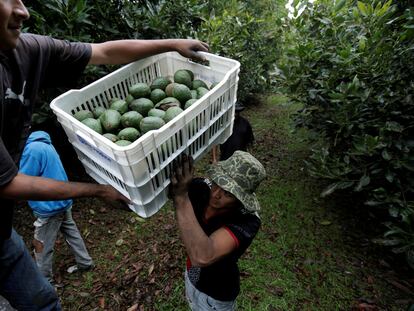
[18,33,45,47]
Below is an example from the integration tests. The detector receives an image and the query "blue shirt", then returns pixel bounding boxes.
[19,131,72,217]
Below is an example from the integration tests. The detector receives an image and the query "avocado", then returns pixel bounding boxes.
[110,99,128,114]
[129,83,151,98]
[163,106,184,123]
[172,83,192,104]
[92,107,106,119]
[100,109,121,133]
[121,111,143,129]
[150,77,171,91]
[74,110,94,122]
[174,69,192,89]
[118,127,140,142]
[150,89,167,104]
[81,118,103,134]
[129,98,154,116]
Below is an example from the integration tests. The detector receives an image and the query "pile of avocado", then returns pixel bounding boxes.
[73,69,218,147]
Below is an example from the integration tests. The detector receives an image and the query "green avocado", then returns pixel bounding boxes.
[118,127,140,142]
[172,83,192,104]
[81,118,103,134]
[121,111,143,129]
[140,116,166,134]
[103,133,118,143]
[100,109,121,133]
[150,89,167,104]
[184,98,198,110]
[129,83,151,98]
[148,108,166,119]
[192,79,208,90]
[92,107,106,119]
[74,110,94,122]
[115,140,132,146]
[110,99,128,114]
[174,69,192,89]
[150,76,171,91]
[163,106,184,123]
[129,98,154,116]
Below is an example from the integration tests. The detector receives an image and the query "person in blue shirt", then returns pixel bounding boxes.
[19,131,94,284]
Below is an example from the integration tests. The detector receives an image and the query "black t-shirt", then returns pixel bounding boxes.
[187,178,261,301]
[0,138,18,241]
[220,115,254,161]
[0,33,91,241]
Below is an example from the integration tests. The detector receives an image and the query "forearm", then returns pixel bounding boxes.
[90,39,180,65]
[174,194,215,266]
[0,173,105,201]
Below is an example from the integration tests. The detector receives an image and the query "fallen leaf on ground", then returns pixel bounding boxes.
[127,303,138,311]
[148,264,154,276]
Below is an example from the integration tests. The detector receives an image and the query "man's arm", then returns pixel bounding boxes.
[89,39,209,65]
[171,155,237,267]
[0,173,130,205]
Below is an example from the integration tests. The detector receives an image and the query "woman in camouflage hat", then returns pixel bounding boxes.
[171,151,266,310]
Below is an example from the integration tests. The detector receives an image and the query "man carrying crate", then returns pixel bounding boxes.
[0,0,208,309]
[170,152,266,310]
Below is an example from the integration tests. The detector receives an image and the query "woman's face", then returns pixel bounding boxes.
[208,182,239,211]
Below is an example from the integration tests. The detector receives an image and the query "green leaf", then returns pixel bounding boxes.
[319,180,352,198]
[365,200,384,207]
[385,171,395,183]
[385,121,403,132]
[357,1,368,16]
[389,206,400,218]
[372,238,401,246]
[355,175,370,192]
[334,0,347,12]
[319,220,332,226]
[376,0,393,17]
[321,182,339,197]
[381,149,392,160]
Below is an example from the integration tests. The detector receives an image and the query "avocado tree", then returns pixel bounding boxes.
[276,0,414,267]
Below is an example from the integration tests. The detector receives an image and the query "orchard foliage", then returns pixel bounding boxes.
[25,0,284,107]
[277,0,414,265]
[197,0,282,102]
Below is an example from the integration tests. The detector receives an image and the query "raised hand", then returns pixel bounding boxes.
[170,154,195,198]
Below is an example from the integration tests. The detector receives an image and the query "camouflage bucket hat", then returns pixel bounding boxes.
[206,151,266,212]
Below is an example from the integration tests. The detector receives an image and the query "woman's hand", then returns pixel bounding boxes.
[170,154,195,198]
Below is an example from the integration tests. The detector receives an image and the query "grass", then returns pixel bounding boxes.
[13,94,412,310]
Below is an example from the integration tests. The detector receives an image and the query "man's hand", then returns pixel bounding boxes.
[170,154,195,198]
[97,185,131,209]
[173,39,209,62]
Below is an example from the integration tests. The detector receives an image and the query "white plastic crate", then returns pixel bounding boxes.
[50,51,240,218]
